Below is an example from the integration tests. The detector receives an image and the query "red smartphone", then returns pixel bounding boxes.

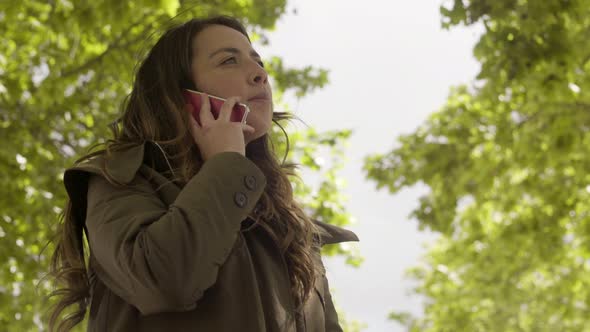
[183,89,250,126]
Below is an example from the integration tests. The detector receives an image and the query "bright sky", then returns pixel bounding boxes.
[257,1,482,331]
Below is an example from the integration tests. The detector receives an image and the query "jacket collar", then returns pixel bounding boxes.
[104,142,146,184]
[313,219,359,245]
[67,142,148,184]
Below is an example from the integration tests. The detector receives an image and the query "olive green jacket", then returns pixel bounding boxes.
[63,142,359,332]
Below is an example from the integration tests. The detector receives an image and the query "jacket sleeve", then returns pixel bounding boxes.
[85,152,266,315]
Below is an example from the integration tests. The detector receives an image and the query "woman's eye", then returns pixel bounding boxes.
[222,57,237,65]
[221,56,264,68]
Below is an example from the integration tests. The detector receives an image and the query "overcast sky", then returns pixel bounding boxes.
[257,1,483,330]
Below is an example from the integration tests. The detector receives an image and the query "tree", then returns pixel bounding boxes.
[0,1,361,330]
[364,0,590,330]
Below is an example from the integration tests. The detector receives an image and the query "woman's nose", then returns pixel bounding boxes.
[249,65,268,85]
[252,74,267,84]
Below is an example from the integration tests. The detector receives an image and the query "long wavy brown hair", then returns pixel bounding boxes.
[46,15,321,332]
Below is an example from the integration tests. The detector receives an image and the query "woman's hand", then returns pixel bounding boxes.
[187,93,255,161]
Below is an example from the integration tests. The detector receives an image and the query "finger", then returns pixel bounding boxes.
[184,103,196,120]
[242,123,255,134]
[185,103,201,127]
[189,115,202,136]
[219,96,240,122]
[199,93,215,125]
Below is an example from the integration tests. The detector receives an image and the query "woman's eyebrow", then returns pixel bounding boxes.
[209,47,261,59]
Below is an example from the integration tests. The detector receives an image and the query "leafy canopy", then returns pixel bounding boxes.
[364,0,590,330]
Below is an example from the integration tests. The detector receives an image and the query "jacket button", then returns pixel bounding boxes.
[244,175,257,191]
[234,192,248,208]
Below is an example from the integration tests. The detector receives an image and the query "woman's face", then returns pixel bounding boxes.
[191,25,273,144]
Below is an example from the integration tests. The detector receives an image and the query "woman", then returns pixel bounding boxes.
[47,15,358,332]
